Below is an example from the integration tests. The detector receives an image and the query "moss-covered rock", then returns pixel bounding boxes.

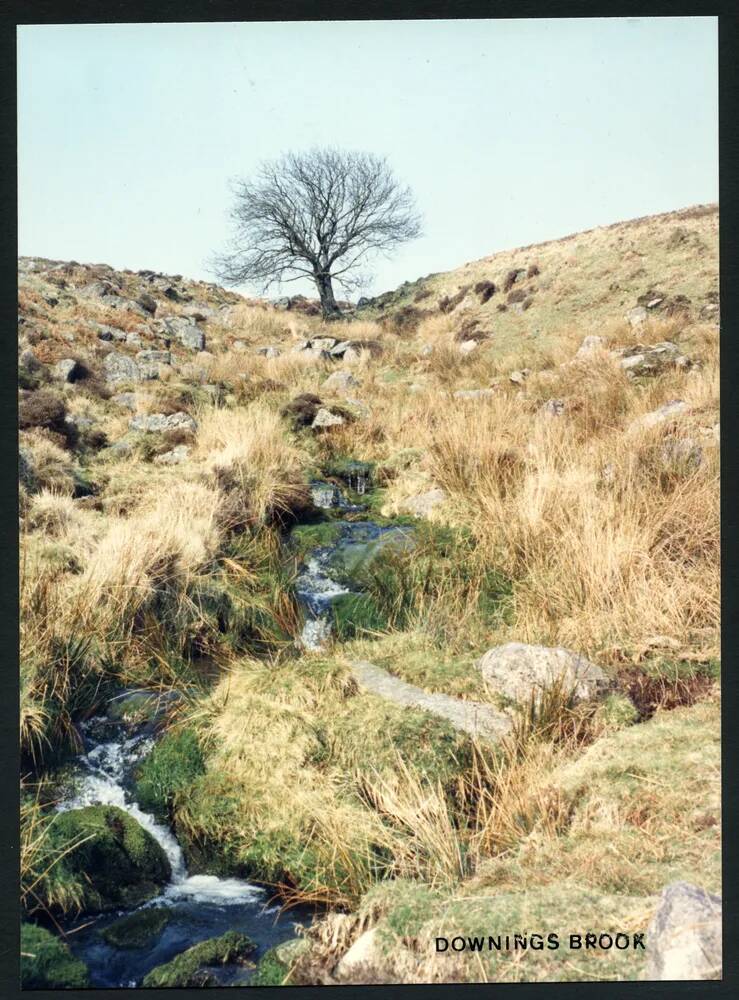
[21,922,90,989]
[100,906,172,949]
[141,930,256,987]
[48,805,171,912]
[248,946,291,986]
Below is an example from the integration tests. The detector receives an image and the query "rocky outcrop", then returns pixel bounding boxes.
[613,342,691,377]
[103,351,159,384]
[477,643,609,705]
[645,882,721,980]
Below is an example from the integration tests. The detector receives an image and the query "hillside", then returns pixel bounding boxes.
[19,206,720,987]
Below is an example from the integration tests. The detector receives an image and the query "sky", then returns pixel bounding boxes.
[17,17,718,299]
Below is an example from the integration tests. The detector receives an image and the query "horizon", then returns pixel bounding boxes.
[18,17,718,299]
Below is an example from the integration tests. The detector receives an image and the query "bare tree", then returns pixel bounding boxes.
[211,148,422,318]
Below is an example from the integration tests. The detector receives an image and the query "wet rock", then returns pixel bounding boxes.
[142,931,257,988]
[322,370,358,392]
[48,805,171,912]
[101,907,172,949]
[312,407,345,429]
[645,882,721,980]
[477,642,609,705]
[129,412,197,434]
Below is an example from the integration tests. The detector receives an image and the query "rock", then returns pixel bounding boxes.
[335,928,385,980]
[273,937,310,965]
[646,297,664,309]
[164,316,206,351]
[397,487,447,518]
[330,340,353,357]
[458,339,478,355]
[19,347,42,371]
[631,400,689,431]
[274,296,291,310]
[626,306,648,326]
[153,444,191,465]
[615,341,685,377]
[142,931,257,988]
[232,339,247,352]
[322,370,358,392]
[311,407,345,429]
[103,352,157,384]
[453,388,495,400]
[419,344,434,357]
[477,642,609,705]
[509,369,529,385]
[311,337,338,351]
[21,923,90,989]
[136,349,171,365]
[575,334,606,358]
[163,286,183,302]
[47,805,171,912]
[125,332,143,347]
[106,440,134,459]
[303,347,333,362]
[281,393,323,429]
[129,412,197,434]
[256,346,281,359]
[182,304,213,321]
[101,907,172,949]
[95,323,126,342]
[111,392,140,412]
[137,292,157,314]
[342,397,371,420]
[660,437,703,471]
[53,358,82,383]
[645,882,721,980]
[540,398,566,417]
[80,280,119,300]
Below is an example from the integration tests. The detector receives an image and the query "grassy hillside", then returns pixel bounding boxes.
[18,204,720,984]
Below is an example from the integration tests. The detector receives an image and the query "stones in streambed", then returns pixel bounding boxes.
[350,661,510,741]
[21,922,90,989]
[100,906,172,949]
[477,643,609,706]
[141,930,256,987]
[645,882,722,980]
[48,805,171,912]
[106,688,183,727]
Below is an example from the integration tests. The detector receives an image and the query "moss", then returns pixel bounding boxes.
[48,805,171,912]
[290,520,344,557]
[141,930,256,987]
[135,727,205,821]
[21,922,90,989]
[100,906,172,949]
[597,692,639,730]
[248,947,291,986]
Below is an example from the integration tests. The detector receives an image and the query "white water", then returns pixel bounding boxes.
[58,717,265,906]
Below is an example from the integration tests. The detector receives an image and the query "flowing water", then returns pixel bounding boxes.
[57,701,311,987]
[295,481,414,651]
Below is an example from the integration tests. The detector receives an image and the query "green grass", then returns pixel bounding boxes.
[134,726,205,821]
[21,922,90,989]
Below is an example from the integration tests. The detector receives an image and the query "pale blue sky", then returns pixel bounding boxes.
[18,17,718,298]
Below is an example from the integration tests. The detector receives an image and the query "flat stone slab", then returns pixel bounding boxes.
[350,660,510,741]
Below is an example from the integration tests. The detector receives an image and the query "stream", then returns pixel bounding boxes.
[57,701,310,987]
[54,473,411,986]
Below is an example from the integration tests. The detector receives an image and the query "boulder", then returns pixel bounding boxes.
[645,882,721,980]
[311,407,345,429]
[103,352,159,384]
[614,341,687,377]
[458,339,478,355]
[335,928,385,980]
[397,487,447,518]
[53,358,82,383]
[322,370,358,392]
[477,642,609,705]
[95,323,127,342]
[137,349,171,365]
[330,340,353,357]
[311,337,338,351]
[630,399,689,431]
[509,368,530,385]
[111,392,140,412]
[164,316,206,351]
[142,931,256,988]
[575,334,606,358]
[626,306,648,327]
[48,805,171,912]
[153,444,191,465]
[137,292,157,314]
[129,412,197,435]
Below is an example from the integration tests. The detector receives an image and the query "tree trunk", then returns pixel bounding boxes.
[314,271,341,320]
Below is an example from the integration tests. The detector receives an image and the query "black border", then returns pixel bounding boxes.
[1,5,736,999]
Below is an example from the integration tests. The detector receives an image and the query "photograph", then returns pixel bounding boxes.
[17,15,721,988]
